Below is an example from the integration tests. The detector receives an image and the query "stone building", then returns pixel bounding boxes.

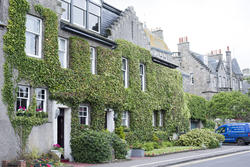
[174,37,243,100]
[0,0,188,164]
[242,68,250,95]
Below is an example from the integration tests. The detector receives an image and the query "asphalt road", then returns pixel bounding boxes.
[170,150,250,167]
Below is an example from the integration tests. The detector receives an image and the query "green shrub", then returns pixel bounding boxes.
[110,133,128,159]
[154,130,170,141]
[153,142,161,149]
[71,131,112,163]
[177,129,224,149]
[115,126,125,140]
[142,142,154,151]
[162,141,174,147]
[204,120,216,129]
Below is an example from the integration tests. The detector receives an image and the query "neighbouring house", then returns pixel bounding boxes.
[173,37,243,100]
[242,68,250,95]
[0,0,189,164]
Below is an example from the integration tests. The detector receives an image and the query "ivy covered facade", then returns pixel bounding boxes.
[0,0,190,162]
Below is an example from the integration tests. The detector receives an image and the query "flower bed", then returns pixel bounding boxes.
[144,146,202,157]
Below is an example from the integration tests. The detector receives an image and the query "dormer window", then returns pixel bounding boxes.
[60,0,101,33]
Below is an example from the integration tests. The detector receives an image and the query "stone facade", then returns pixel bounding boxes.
[242,68,250,94]
[0,0,19,165]
[174,37,243,100]
[107,6,150,50]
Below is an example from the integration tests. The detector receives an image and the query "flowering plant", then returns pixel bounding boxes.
[52,144,63,154]
[36,108,43,112]
[17,106,26,113]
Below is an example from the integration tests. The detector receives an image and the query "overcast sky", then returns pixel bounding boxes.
[104,0,250,70]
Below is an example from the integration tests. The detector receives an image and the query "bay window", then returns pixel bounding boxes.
[60,0,101,33]
[25,15,42,58]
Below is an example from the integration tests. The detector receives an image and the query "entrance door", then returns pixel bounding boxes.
[57,108,64,148]
[106,109,115,132]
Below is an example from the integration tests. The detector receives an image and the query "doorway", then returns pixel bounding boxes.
[57,108,64,148]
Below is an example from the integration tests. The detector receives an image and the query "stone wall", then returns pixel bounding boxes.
[0,0,19,165]
[108,7,150,50]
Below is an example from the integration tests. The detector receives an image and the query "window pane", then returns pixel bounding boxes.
[80,117,86,124]
[89,2,101,16]
[59,51,66,68]
[72,7,86,27]
[25,32,37,55]
[61,1,70,21]
[90,0,102,5]
[122,59,126,70]
[21,99,27,109]
[140,64,144,75]
[26,16,40,34]
[89,14,99,32]
[36,100,44,110]
[73,0,86,9]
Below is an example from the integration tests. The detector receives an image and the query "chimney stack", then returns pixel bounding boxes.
[178,36,190,52]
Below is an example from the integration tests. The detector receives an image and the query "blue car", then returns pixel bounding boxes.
[215,123,250,145]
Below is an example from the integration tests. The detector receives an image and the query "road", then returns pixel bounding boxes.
[170,150,250,167]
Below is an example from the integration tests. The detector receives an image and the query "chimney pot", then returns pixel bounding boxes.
[227,46,230,51]
[186,36,188,42]
[219,49,221,54]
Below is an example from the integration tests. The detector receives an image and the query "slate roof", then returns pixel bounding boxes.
[232,58,243,75]
[189,51,211,71]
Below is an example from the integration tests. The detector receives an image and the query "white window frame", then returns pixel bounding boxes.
[25,15,42,58]
[152,111,156,127]
[88,1,101,33]
[140,63,145,91]
[159,111,163,127]
[90,47,96,74]
[35,88,47,112]
[121,111,129,127]
[58,37,68,68]
[60,0,101,33]
[79,105,89,125]
[60,0,71,22]
[122,57,128,88]
[16,85,30,111]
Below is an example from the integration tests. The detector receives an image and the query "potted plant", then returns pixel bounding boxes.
[51,144,63,158]
[130,142,145,157]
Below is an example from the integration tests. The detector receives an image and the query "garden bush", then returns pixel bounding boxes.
[71,131,112,163]
[110,133,128,159]
[177,129,224,149]
[142,142,154,151]
[71,130,128,163]
[154,130,170,141]
[162,141,174,147]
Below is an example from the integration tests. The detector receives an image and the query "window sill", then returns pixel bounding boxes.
[0,21,7,27]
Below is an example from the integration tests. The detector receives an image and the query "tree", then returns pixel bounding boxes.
[208,91,250,121]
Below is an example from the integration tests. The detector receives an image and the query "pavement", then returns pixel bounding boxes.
[65,144,250,167]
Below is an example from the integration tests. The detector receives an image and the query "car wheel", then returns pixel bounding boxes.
[237,138,245,145]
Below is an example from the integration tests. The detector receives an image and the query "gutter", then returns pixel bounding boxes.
[60,22,117,49]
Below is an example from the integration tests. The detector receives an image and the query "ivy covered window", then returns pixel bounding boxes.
[60,0,101,33]
[121,111,129,127]
[159,111,163,127]
[79,105,89,125]
[90,47,96,74]
[35,88,46,112]
[16,86,30,111]
[58,37,68,68]
[122,57,128,88]
[25,15,42,58]
[152,111,157,127]
[140,63,145,91]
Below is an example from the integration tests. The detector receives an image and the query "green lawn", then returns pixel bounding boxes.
[145,146,202,156]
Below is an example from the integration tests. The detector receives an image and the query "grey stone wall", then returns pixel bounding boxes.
[108,7,150,50]
[0,0,19,165]
[177,42,212,99]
